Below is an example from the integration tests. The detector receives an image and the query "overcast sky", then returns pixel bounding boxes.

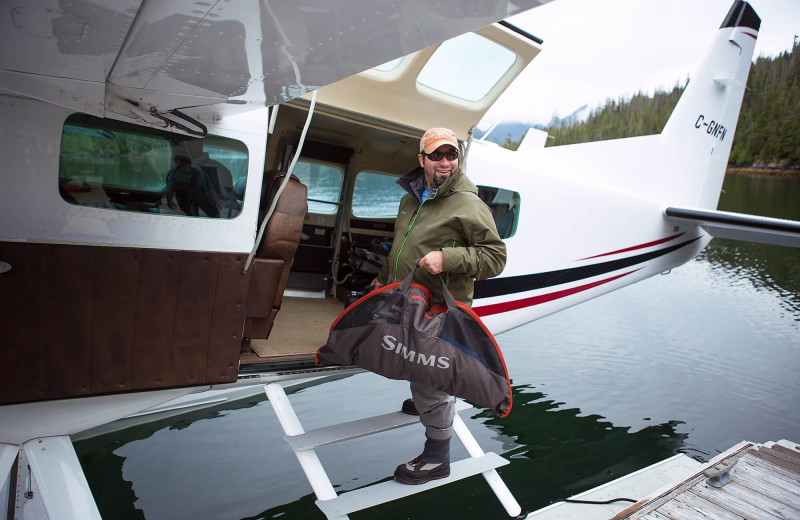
[480,0,800,127]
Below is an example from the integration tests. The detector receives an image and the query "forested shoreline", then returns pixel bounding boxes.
[503,42,799,173]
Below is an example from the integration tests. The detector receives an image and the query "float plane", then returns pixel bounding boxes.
[1,0,798,518]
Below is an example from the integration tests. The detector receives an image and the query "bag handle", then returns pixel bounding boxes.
[399,259,459,310]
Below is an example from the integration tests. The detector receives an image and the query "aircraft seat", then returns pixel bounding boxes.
[244,171,307,342]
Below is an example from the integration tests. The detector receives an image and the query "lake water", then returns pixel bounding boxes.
[74,173,800,520]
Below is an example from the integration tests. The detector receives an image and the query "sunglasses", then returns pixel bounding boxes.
[422,150,459,161]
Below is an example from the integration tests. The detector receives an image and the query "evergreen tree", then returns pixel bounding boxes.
[503,44,799,170]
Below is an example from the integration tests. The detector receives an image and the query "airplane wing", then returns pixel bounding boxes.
[666,207,800,248]
[0,0,554,121]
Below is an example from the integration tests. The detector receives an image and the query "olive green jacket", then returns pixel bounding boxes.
[376,166,506,306]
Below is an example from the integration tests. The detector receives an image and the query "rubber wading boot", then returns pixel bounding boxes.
[393,458,450,484]
[394,437,451,484]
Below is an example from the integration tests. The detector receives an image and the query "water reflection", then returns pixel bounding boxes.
[76,379,691,520]
[250,384,689,520]
[473,385,689,513]
[76,394,266,520]
[699,240,800,319]
[699,173,800,319]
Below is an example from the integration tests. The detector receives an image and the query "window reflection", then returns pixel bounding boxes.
[291,160,343,214]
[352,171,405,218]
[477,186,520,239]
[58,114,248,219]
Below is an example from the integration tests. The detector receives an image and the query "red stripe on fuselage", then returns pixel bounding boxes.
[578,233,684,260]
[472,269,640,317]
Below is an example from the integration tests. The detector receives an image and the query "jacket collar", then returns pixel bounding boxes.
[396,166,464,203]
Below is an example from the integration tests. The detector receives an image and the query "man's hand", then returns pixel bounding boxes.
[419,251,444,275]
[370,278,384,290]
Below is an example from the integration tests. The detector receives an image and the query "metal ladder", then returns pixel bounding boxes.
[265,383,524,519]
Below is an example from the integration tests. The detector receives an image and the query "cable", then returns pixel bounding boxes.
[244,90,317,272]
[559,497,637,505]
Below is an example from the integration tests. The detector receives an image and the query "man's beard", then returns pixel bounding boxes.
[432,172,449,189]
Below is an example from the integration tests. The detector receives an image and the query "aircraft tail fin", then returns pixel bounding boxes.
[659,0,760,209]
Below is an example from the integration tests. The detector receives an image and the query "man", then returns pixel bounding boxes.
[183,139,240,217]
[371,127,507,484]
[165,155,221,218]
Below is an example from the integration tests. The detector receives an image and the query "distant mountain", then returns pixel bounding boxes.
[474,122,539,145]
[476,104,590,146]
[548,104,590,128]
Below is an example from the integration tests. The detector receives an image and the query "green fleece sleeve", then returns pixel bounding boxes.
[441,198,506,280]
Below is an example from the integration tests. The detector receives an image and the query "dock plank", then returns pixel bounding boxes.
[692,480,786,519]
[662,492,744,520]
[652,497,701,520]
[751,449,800,475]
[731,462,800,512]
[740,453,800,484]
[770,444,800,464]
[536,440,800,520]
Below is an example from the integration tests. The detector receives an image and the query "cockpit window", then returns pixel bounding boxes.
[291,159,343,214]
[417,33,517,102]
[352,171,405,218]
[58,114,248,219]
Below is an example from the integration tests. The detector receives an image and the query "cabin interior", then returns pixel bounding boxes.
[239,101,423,368]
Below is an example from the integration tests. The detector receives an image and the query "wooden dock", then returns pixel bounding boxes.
[612,439,800,520]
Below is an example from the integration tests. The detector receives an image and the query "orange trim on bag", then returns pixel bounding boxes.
[455,301,513,418]
[328,282,402,332]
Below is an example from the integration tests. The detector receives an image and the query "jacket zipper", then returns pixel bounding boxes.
[392,188,437,282]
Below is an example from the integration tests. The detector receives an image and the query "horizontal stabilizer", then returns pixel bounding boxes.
[666,207,800,248]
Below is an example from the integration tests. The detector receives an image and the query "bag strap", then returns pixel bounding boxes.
[399,259,459,310]
[438,275,458,310]
[398,262,420,293]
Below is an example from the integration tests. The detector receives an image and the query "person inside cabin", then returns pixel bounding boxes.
[371,127,507,484]
[165,155,221,218]
[182,139,240,217]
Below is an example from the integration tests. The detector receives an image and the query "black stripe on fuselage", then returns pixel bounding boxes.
[474,237,702,299]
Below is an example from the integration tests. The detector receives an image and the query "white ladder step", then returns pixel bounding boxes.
[315,452,509,518]
[285,400,472,451]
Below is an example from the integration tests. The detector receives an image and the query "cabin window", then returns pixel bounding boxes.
[352,171,405,218]
[58,114,248,219]
[417,33,517,102]
[291,159,343,214]
[477,186,520,239]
